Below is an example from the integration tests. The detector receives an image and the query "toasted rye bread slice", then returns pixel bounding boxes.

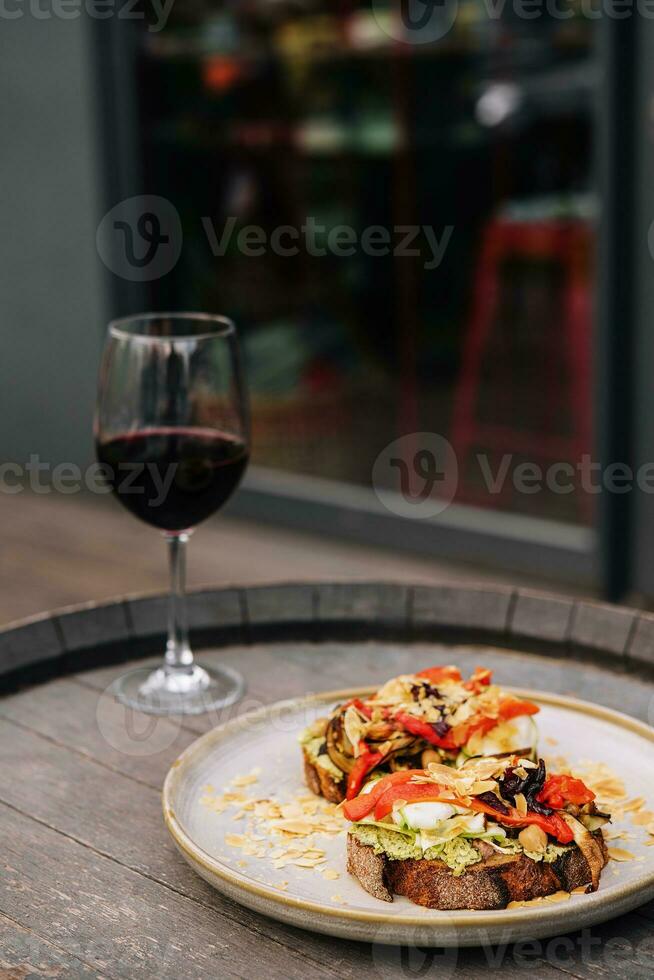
[302,748,345,804]
[346,831,608,910]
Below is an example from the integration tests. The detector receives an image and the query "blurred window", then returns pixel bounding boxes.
[134,2,597,528]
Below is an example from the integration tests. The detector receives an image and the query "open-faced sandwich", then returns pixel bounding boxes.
[343,756,610,909]
[301,666,540,803]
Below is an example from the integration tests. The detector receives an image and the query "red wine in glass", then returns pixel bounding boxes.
[94,313,249,715]
[97,427,249,532]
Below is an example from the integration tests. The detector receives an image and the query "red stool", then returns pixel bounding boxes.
[450,216,593,522]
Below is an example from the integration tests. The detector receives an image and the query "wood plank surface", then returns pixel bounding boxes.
[0,911,109,980]
[2,638,654,978]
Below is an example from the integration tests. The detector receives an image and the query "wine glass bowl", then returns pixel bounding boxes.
[95,313,249,715]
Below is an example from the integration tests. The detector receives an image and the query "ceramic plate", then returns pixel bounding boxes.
[163,688,654,946]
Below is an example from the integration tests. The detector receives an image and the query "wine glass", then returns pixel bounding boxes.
[94,313,249,715]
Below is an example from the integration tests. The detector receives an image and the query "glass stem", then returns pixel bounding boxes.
[165,532,193,671]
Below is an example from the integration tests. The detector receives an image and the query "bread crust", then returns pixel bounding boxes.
[302,748,345,804]
[346,831,608,910]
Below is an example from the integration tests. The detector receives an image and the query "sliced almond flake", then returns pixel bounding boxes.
[323,868,340,880]
[232,773,260,788]
[232,811,246,821]
[514,793,528,817]
[274,881,289,891]
[225,833,246,848]
[631,810,654,826]
[331,894,346,903]
[543,891,570,904]
[608,847,636,862]
[603,828,628,841]
[623,797,647,813]
[545,754,571,772]
[280,803,304,819]
[209,801,230,813]
[595,787,626,802]
[270,819,315,836]
[588,778,626,797]
[507,897,545,909]
[470,780,497,796]
[315,822,346,834]
[590,786,624,814]
[293,858,326,869]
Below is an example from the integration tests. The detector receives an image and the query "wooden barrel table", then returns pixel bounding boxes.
[1,582,654,979]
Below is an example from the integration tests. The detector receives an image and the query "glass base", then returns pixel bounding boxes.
[110,662,245,716]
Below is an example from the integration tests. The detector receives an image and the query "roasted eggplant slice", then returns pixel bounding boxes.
[326,716,356,774]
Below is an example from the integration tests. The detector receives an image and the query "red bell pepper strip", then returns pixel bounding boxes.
[416,666,462,683]
[537,774,595,809]
[342,770,427,821]
[394,701,538,754]
[468,797,574,844]
[498,698,540,721]
[393,710,455,749]
[373,782,451,821]
[449,714,497,748]
[341,698,373,719]
[448,700,539,747]
[346,741,384,800]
